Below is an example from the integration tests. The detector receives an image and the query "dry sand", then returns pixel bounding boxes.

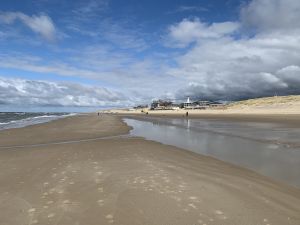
[0,114,300,225]
[108,96,300,125]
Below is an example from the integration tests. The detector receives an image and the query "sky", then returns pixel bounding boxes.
[1,0,300,112]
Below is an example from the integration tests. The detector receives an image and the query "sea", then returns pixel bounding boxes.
[0,112,75,131]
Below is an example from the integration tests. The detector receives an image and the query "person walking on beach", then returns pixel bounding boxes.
[186,111,189,117]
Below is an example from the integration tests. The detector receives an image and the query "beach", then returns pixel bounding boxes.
[0,114,300,225]
[108,95,300,126]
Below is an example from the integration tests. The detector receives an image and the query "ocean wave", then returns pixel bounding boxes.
[31,115,60,119]
[0,112,76,130]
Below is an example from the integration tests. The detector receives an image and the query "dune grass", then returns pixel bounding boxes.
[228,95,300,108]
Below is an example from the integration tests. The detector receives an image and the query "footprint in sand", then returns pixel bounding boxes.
[214,210,228,220]
[63,200,70,204]
[263,218,271,225]
[215,210,223,215]
[28,208,36,213]
[106,214,114,223]
[188,203,197,209]
[189,196,198,200]
[97,199,104,206]
[47,213,55,218]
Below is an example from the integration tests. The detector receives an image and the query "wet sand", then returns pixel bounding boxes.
[124,117,300,188]
[0,114,300,225]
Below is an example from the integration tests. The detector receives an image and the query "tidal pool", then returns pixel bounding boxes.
[124,117,300,188]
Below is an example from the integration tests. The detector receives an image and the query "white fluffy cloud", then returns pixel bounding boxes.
[167,0,300,100]
[168,18,239,47]
[0,77,131,107]
[0,12,56,41]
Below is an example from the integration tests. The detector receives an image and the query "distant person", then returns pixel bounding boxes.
[186,111,189,117]
[98,112,100,116]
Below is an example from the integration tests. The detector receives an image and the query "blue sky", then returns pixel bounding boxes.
[1,0,300,111]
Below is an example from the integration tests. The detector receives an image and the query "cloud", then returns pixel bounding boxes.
[0,46,178,102]
[0,53,101,80]
[166,0,300,100]
[241,0,300,32]
[167,18,239,47]
[72,0,110,16]
[2,0,300,106]
[167,5,208,14]
[177,6,208,12]
[66,16,148,51]
[0,12,56,41]
[0,76,131,107]
[170,33,300,100]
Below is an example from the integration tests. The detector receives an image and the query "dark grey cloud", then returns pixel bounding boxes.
[241,0,300,32]
[167,0,300,101]
[176,68,300,101]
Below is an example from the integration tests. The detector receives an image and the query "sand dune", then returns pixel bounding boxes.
[227,95,300,113]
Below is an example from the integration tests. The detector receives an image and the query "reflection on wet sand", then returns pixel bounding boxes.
[125,117,300,188]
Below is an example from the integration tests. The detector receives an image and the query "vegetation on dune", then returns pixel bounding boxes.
[228,95,300,108]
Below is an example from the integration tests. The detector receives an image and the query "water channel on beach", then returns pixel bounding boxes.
[124,117,300,188]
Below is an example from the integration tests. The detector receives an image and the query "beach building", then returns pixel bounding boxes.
[183,97,192,108]
[209,101,226,109]
[150,100,173,110]
[183,97,210,109]
[150,98,226,110]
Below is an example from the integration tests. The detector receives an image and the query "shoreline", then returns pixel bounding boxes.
[0,114,299,224]
[0,112,77,131]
